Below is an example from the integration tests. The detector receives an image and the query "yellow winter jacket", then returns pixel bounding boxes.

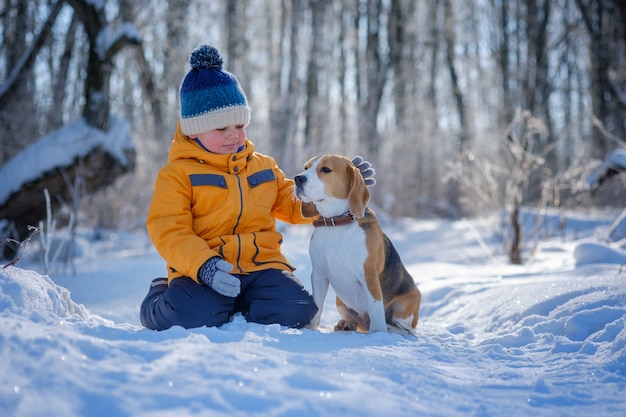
[147,123,316,283]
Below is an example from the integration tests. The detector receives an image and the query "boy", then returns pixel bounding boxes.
[140,45,373,331]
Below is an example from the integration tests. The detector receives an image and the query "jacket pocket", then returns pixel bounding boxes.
[189,173,229,211]
[248,169,277,208]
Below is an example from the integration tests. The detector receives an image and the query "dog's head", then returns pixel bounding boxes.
[294,155,370,219]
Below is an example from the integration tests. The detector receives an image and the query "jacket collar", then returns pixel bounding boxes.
[169,122,254,174]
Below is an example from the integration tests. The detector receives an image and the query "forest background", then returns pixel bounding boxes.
[1,0,625,257]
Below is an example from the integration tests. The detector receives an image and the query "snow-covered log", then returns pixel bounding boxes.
[586,148,626,191]
[0,117,135,253]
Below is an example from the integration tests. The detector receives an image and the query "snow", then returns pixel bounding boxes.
[96,23,141,60]
[0,116,134,206]
[586,148,626,190]
[1,213,626,417]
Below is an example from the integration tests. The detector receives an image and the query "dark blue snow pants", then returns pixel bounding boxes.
[140,269,317,331]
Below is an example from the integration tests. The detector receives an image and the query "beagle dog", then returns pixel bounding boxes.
[295,155,421,334]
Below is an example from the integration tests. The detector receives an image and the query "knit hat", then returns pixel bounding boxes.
[179,45,250,136]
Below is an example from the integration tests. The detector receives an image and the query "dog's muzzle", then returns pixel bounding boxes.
[294,174,307,187]
[294,174,307,199]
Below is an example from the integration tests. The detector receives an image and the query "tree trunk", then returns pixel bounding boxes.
[304,0,329,151]
[48,13,78,130]
[0,0,62,164]
[225,0,249,94]
[68,0,140,130]
[444,0,468,213]
[266,0,304,173]
[576,0,626,159]
[358,0,387,157]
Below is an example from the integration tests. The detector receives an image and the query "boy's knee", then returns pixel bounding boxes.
[140,280,168,330]
[140,277,233,330]
[291,301,319,328]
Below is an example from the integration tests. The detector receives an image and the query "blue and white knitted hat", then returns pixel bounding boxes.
[179,45,250,135]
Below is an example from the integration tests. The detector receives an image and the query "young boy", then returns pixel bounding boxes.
[140,45,374,331]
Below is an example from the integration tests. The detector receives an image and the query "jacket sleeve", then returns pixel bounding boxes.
[146,165,218,282]
[271,163,318,224]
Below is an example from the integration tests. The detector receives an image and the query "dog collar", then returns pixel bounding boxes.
[312,212,357,227]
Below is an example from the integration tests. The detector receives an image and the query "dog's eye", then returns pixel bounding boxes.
[320,166,332,173]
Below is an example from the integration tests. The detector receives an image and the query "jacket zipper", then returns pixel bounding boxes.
[233,175,244,272]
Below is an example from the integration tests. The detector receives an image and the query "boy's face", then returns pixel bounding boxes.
[191,124,246,154]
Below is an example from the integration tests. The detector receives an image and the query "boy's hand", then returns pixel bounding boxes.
[198,257,240,297]
[352,156,376,186]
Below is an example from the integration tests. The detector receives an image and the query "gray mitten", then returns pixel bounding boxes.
[198,257,240,297]
[352,156,376,186]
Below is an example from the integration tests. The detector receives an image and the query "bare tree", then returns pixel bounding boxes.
[225,0,249,93]
[503,111,551,264]
[67,0,141,130]
[446,110,552,264]
[303,0,330,152]
[357,0,388,157]
[575,0,626,159]
[47,13,80,130]
[267,0,305,173]
[0,0,64,163]
[443,0,469,213]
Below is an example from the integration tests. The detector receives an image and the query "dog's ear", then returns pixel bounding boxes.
[301,201,319,218]
[303,155,321,170]
[347,163,370,218]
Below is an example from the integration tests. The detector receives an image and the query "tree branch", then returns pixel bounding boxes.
[0,0,65,109]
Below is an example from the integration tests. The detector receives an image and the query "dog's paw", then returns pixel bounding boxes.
[334,319,357,332]
[387,322,417,337]
[305,322,320,331]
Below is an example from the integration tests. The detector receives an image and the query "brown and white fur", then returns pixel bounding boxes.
[294,155,421,334]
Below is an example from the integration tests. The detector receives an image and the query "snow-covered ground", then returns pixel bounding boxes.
[1,212,626,417]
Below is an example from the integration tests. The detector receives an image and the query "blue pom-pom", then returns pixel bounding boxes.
[189,45,223,71]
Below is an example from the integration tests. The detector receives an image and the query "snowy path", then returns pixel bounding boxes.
[1,216,625,416]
